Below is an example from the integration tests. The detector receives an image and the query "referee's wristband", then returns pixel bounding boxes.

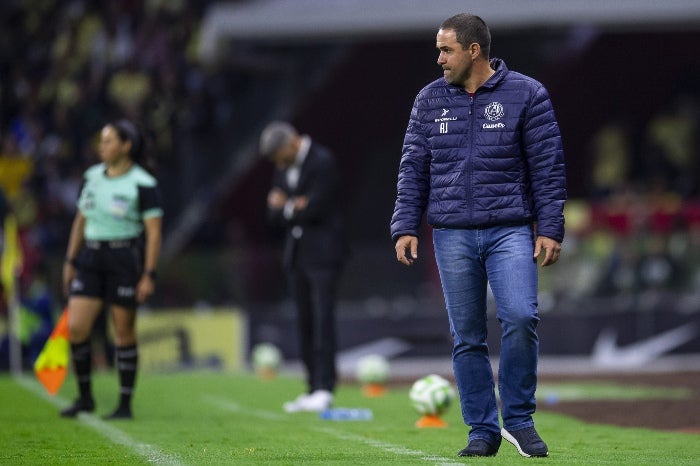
[144,270,158,280]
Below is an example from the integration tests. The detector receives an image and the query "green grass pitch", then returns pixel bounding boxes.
[0,371,698,465]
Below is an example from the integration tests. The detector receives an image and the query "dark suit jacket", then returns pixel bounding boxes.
[268,141,346,269]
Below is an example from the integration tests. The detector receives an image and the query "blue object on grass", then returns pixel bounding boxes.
[319,408,373,421]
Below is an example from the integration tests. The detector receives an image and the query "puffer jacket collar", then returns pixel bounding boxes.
[443,57,508,93]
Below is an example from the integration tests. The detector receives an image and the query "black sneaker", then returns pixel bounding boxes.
[501,426,549,457]
[103,406,133,420]
[458,437,501,457]
[60,398,95,418]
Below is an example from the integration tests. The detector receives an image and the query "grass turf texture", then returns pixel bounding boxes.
[0,372,698,465]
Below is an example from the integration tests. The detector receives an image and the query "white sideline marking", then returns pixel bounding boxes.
[202,395,286,421]
[314,427,463,466]
[204,395,462,466]
[15,376,187,466]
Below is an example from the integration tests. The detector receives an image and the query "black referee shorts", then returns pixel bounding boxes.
[69,239,144,309]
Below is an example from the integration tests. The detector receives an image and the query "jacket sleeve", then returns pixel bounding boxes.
[522,85,567,242]
[290,149,338,225]
[390,98,431,241]
[266,170,288,227]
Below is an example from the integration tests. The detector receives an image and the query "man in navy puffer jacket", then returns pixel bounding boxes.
[391,14,566,458]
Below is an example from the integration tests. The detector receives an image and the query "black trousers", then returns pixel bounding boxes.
[288,264,340,393]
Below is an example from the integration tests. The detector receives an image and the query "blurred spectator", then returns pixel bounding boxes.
[134,9,175,71]
[589,119,631,199]
[89,6,135,74]
[107,58,152,119]
[641,95,699,197]
[0,134,33,200]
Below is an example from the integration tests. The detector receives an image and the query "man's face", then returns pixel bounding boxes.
[436,28,472,86]
[271,140,297,169]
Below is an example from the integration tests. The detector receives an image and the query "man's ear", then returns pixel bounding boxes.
[469,42,481,60]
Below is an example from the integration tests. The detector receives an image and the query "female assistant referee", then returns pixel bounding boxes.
[61,119,163,419]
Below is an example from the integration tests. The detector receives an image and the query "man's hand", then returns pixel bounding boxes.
[534,235,562,267]
[267,188,287,209]
[293,195,308,211]
[395,235,419,266]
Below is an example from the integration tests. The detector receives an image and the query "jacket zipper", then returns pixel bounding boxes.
[466,92,475,223]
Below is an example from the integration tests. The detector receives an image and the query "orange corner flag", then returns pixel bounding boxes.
[34,309,70,396]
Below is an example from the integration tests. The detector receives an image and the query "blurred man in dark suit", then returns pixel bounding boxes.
[260,121,346,412]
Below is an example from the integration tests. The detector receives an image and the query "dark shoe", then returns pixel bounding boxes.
[60,398,95,418]
[103,407,133,420]
[501,426,549,457]
[458,437,501,457]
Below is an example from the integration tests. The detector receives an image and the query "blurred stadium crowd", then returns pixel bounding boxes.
[0,0,221,286]
[0,0,229,364]
[1,2,700,366]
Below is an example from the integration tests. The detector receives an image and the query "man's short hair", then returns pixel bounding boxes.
[259,121,298,158]
[440,13,491,59]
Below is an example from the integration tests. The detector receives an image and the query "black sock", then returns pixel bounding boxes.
[71,341,92,401]
[115,345,138,411]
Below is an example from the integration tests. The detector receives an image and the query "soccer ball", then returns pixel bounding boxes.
[251,343,282,373]
[409,374,456,416]
[356,354,390,385]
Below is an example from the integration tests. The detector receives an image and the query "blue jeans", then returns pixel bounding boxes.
[433,225,540,442]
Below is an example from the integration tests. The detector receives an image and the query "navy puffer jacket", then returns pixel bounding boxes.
[390,58,567,242]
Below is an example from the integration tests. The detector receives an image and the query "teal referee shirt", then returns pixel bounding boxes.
[77,163,163,240]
